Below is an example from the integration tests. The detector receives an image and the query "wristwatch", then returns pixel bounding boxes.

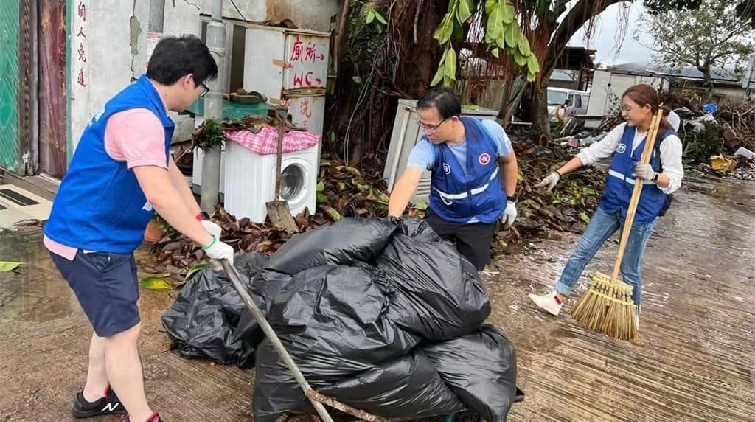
[506,194,518,202]
[652,173,660,183]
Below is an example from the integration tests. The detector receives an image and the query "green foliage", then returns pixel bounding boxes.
[644,0,703,13]
[638,0,755,82]
[364,2,387,30]
[345,2,386,80]
[192,118,225,151]
[431,0,540,87]
[682,121,725,164]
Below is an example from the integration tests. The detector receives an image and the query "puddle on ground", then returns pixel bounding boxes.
[0,230,171,323]
[0,231,80,322]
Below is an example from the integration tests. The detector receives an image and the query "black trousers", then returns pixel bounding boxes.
[426,213,496,271]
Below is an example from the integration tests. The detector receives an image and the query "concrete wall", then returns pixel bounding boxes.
[70,0,339,150]
[71,0,134,150]
[712,86,747,103]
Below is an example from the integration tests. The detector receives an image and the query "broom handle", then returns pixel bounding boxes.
[611,109,664,283]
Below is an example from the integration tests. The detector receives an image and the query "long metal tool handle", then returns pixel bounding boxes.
[220,260,334,422]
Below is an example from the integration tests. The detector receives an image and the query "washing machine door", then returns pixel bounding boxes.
[280,162,306,202]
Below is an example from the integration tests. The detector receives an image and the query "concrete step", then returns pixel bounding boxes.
[0,184,53,230]
[0,171,59,202]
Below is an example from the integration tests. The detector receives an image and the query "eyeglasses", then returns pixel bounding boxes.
[621,105,635,112]
[418,118,448,132]
[199,84,209,98]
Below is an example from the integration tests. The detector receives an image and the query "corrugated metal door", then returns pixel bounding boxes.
[0,0,20,169]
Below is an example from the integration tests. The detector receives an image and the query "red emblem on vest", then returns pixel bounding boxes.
[479,152,491,165]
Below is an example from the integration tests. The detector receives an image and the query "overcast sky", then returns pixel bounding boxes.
[567,1,656,66]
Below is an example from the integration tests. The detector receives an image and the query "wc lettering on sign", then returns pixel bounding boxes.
[286,34,328,90]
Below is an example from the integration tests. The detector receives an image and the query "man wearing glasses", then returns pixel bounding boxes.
[388,88,519,271]
[44,35,234,422]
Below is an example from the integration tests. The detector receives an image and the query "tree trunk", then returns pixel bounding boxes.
[326,0,448,165]
[527,0,628,137]
[699,64,714,99]
[505,77,528,124]
[521,80,550,141]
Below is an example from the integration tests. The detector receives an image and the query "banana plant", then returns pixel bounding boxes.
[431,0,542,86]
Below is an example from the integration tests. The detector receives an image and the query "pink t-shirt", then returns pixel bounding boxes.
[45,108,169,260]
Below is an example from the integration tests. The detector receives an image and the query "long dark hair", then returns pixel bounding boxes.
[622,84,673,132]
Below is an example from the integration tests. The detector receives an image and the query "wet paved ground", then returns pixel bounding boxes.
[0,177,753,422]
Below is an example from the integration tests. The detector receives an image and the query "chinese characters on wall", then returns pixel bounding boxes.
[74,1,88,88]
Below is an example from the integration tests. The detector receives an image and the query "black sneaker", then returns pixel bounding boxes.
[71,385,127,418]
[125,412,164,422]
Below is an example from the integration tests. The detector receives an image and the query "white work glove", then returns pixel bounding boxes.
[500,200,518,227]
[200,219,223,238]
[202,235,235,265]
[535,172,561,192]
[634,163,656,181]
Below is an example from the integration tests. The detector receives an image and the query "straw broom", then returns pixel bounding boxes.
[569,109,665,342]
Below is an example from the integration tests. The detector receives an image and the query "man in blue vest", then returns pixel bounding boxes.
[388,88,519,271]
[44,36,234,422]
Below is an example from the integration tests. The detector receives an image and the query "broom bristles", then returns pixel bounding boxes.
[569,272,638,341]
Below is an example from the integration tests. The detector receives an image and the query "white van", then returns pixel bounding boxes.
[547,87,590,122]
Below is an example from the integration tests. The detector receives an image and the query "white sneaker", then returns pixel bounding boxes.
[634,305,641,331]
[529,291,563,316]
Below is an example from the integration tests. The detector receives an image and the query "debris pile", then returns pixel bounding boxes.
[659,91,755,180]
[498,129,605,249]
[147,157,394,279]
[149,130,610,279]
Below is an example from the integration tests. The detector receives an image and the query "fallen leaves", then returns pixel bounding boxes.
[148,157,393,280]
[492,129,605,253]
[0,262,23,272]
[139,276,174,290]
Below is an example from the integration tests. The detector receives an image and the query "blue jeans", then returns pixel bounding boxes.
[554,206,655,306]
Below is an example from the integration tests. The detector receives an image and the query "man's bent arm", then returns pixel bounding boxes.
[133,166,213,246]
[499,151,518,197]
[388,167,424,217]
[168,157,202,217]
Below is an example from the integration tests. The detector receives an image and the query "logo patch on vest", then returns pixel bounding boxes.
[442,163,451,174]
[88,106,106,128]
[616,143,626,154]
[142,202,153,212]
[479,153,491,165]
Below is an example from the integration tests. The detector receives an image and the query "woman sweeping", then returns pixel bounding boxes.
[528,84,684,330]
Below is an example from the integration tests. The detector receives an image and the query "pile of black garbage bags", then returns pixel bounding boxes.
[162,217,519,422]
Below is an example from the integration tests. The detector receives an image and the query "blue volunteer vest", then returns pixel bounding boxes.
[599,125,671,223]
[429,117,506,223]
[45,76,174,253]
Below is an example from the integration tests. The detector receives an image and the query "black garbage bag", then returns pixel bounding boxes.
[266,218,400,275]
[421,325,518,422]
[318,351,466,419]
[234,268,292,346]
[161,253,269,367]
[398,216,441,240]
[253,338,466,422]
[376,231,491,342]
[264,264,421,376]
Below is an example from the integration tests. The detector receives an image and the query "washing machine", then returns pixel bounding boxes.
[223,140,320,223]
[191,146,227,194]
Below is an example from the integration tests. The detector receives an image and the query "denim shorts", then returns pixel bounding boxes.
[50,250,140,337]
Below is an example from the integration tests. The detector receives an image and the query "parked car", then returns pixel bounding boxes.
[547,87,590,122]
